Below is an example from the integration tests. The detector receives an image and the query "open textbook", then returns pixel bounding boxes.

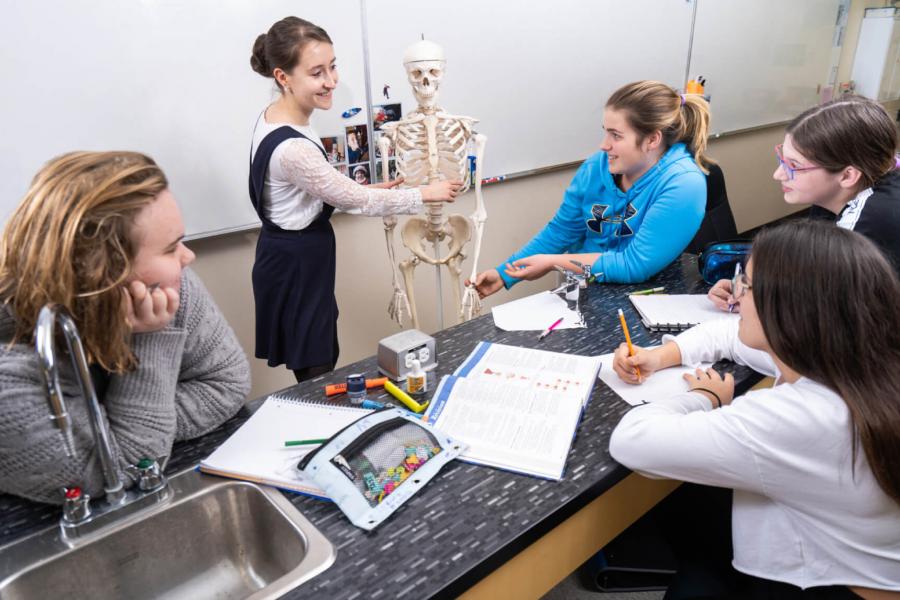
[426,342,602,480]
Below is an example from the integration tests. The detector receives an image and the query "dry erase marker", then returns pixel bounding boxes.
[632,286,665,296]
[538,317,564,341]
[284,438,329,447]
[361,399,419,416]
[384,380,428,413]
[617,308,642,379]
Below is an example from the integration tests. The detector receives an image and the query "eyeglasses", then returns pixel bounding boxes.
[775,144,823,181]
[732,263,752,302]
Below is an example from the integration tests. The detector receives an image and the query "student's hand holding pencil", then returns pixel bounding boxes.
[612,341,683,385]
[612,343,659,384]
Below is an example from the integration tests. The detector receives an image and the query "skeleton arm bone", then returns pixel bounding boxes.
[378,133,412,326]
[466,133,488,281]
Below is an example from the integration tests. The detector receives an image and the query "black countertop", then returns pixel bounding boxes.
[0,254,762,599]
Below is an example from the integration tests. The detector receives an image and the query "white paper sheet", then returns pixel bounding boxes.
[491,291,583,331]
[598,351,714,406]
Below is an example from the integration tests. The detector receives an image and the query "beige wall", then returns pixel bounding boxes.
[189,0,883,399]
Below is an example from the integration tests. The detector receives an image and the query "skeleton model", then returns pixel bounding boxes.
[379,39,487,330]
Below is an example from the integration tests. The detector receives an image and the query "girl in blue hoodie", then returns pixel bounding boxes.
[468,80,712,296]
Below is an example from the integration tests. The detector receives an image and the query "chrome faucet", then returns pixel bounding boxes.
[36,304,127,506]
[551,261,597,326]
[35,304,170,537]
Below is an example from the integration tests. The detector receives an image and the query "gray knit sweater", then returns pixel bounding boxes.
[0,269,250,504]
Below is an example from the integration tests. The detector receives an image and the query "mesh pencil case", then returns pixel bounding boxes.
[297,408,464,531]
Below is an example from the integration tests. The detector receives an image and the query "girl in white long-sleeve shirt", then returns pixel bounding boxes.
[609,221,900,599]
[247,17,462,381]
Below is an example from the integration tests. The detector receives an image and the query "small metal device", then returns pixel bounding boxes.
[377,329,437,381]
[550,261,598,328]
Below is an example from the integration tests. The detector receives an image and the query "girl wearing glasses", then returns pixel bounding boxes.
[709,95,900,311]
[610,221,900,599]
[467,80,712,297]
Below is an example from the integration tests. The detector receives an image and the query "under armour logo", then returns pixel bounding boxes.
[587,203,638,237]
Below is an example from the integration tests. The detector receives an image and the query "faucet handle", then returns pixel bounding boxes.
[125,457,167,493]
[61,486,91,525]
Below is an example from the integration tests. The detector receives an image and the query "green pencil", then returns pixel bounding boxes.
[631,286,665,295]
[284,438,329,447]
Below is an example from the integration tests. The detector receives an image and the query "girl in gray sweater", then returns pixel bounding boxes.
[0,151,250,504]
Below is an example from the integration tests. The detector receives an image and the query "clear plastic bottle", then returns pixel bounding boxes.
[406,359,427,398]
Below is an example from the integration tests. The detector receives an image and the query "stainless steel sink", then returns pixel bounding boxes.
[0,468,335,599]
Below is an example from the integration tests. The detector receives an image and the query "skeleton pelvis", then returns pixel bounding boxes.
[400,214,472,266]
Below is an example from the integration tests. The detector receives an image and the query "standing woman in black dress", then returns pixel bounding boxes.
[249,17,461,382]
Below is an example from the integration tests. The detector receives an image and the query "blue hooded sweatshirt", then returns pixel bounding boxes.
[497,142,706,286]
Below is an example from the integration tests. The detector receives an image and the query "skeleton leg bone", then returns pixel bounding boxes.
[446,252,466,324]
[399,257,421,330]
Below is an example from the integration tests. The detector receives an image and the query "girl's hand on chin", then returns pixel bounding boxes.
[123,280,180,333]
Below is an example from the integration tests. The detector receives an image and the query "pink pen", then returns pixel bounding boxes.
[538,317,564,341]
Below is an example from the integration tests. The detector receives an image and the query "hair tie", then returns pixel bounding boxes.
[680,93,686,106]
[692,387,722,408]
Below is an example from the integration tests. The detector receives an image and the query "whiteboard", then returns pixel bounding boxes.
[689,0,842,136]
[1,1,845,239]
[364,0,694,181]
[0,0,370,238]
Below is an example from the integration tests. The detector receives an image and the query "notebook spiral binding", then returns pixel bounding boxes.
[641,319,695,333]
[268,389,368,411]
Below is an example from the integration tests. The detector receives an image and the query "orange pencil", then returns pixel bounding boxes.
[617,308,642,379]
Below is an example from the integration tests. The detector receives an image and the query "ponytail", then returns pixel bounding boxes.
[607,80,714,174]
[679,93,713,174]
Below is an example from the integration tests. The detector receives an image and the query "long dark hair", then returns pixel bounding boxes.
[786,95,897,189]
[751,221,900,503]
[250,17,332,90]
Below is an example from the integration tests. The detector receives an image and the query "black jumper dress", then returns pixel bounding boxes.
[249,126,339,371]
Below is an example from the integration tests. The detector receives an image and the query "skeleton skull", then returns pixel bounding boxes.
[403,40,446,109]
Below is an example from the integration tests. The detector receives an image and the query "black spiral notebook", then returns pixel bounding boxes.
[628,294,740,332]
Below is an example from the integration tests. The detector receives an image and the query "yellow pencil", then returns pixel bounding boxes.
[383,379,428,413]
[617,308,642,379]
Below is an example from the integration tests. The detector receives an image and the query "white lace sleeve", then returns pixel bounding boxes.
[279,140,422,216]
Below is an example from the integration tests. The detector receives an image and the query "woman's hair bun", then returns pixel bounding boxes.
[250,33,271,77]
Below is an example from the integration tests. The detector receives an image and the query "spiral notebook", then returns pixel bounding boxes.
[199,391,371,498]
[628,294,739,332]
